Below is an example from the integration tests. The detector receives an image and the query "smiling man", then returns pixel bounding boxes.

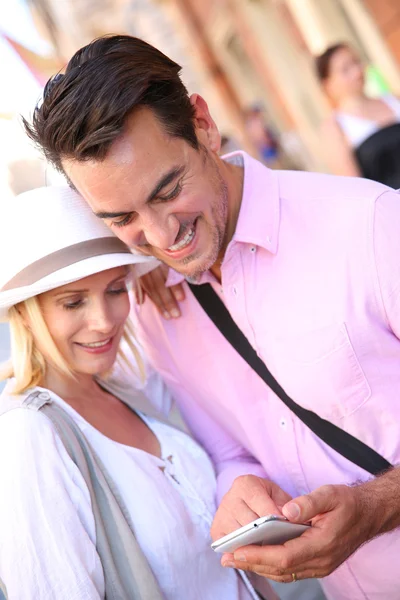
[25,35,400,600]
[64,106,240,284]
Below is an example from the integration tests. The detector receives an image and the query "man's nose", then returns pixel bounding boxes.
[141,213,180,250]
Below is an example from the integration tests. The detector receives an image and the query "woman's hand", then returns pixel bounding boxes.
[136,264,185,319]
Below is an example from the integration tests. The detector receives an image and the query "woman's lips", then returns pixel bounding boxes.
[75,337,114,354]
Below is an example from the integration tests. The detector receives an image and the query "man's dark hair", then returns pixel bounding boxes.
[315,42,349,81]
[23,35,199,174]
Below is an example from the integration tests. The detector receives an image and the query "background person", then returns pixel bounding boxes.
[0,186,276,600]
[244,106,281,168]
[316,42,400,188]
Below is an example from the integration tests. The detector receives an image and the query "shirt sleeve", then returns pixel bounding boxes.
[143,371,268,503]
[0,409,104,600]
[373,189,400,337]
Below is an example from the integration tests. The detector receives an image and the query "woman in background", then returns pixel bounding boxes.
[316,43,400,188]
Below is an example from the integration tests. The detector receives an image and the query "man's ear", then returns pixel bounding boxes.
[190,93,221,153]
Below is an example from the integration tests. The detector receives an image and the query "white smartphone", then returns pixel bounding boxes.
[211,515,310,554]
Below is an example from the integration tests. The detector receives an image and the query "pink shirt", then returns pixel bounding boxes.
[133,152,400,600]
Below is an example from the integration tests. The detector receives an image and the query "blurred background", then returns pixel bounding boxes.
[1,2,400,598]
[2,0,400,196]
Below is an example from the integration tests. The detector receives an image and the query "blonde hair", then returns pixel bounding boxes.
[0,296,144,395]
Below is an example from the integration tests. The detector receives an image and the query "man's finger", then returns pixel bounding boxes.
[232,532,318,571]
[148,268,182,318]
[169,283,186,302]
[137,267,179,318]
[211,498,261,541]
[210,515,243,542]
[229,476,288,518]
[222,558,322,583]
[231,543,288,572]
[282,485,339,523]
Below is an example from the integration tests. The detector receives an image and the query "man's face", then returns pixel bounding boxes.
[64,107,228,281]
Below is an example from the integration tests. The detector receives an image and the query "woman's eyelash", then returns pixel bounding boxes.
[63,287,127,308]
[63,300,82,310]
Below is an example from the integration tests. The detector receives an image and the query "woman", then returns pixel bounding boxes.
[316,43,400,188]
[0,186,275,600]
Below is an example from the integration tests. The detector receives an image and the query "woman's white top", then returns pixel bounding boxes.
[0,384,257,600]
[335,94,400,147]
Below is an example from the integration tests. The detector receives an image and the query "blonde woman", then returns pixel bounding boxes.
[0,187,277,600]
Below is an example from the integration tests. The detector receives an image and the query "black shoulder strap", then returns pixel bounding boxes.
[189,283,391,477]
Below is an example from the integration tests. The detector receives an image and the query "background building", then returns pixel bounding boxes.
[27,0,400,172]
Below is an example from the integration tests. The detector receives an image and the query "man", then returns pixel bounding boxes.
[25,35,400,600]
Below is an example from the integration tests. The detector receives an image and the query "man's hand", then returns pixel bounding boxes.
[219,482,381,582]
[211,475,292,542]
[136,264,185,319]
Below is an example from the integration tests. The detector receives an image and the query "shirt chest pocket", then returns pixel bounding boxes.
[266,323,371,424]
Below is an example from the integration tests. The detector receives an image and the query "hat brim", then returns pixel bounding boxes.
[0,253,160,322]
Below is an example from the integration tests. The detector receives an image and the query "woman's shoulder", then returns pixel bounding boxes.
[0,388,89,511]
[0,385,71,461]
[0,383,50,422]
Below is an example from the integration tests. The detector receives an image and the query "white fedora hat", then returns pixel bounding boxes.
[0,185,158,322]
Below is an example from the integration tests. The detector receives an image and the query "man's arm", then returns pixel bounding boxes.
[159,375,280,500]
[212,189,400,582]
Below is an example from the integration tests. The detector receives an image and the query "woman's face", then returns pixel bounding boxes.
[38,266,131,376]
[325,47,365,100]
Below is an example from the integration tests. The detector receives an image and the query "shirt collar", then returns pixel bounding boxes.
[166,151,280,287]
[229,151,280,253]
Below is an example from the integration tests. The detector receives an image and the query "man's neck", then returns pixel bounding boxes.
[210,158,244,283]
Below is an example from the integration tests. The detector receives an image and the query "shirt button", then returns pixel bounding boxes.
[232,286,238,296]
[266,235,272,244]
[250,246,256,253]
[279,418,287,429]
[38,392,50,400]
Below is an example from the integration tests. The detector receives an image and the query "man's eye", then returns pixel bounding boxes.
[158,182,182,202]
[112,214,134,228]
